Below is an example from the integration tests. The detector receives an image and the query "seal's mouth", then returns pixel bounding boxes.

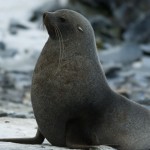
[43,12,57,39]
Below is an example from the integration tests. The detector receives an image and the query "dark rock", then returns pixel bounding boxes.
[113,3,140,29]
[9,19,29,34]
[0,111,8,117]
[99,43,142,65]
[9,71,32,90]
[30,0,65,22]
[119,69,134,78]
[107,75,126,90]
[0,72,15,89]
[4,120,10,123]
[76,0,115,16]
[0,41,6,50]
[137,99,150,106]
[129,0,150,12]
[90,15,113,30]
[103,63,121,78]
[90,15,119,43]
[89,15,120,45]
[141,44,150,56]
[114,0,150,12]
[124,13,150,43]
[0,49,17,58]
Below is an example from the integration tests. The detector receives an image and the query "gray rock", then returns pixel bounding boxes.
[0,41,6,50]
[90,15,118,43]
[103,63,121,78]
[113,3,140,28]
[0,72,15,89]
[137,99,150,106]
[133,56,150,78]
[114,0,150,12]
[141,44,150,55]
[30,0,65,22]
[9,19,29,35]
[90,15,113,30]
[0,111,8,117]
[124,13,150,43]
[0,49,17,58]
[130,0,150,12]
[0,101,33,118]
[99,43,142,65]
[75,0,115,15]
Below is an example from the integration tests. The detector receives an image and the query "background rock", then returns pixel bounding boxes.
[99,43,142,65]
[124,13,150,43]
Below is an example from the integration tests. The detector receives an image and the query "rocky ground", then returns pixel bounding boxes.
[0,0,150,149]
[0,118,116,150]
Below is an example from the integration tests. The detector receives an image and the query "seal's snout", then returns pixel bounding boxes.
[43,12,53,23]
[43,12,47,21]
[43,12,57,29]
[43,12,56,39]
[43,12,54,23]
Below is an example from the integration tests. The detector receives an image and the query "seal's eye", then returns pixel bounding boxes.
[59,17,66,22]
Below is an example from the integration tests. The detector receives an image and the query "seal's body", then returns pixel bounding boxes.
[31,9,150,150]
[31,9,110,147]
[0,9,150,150]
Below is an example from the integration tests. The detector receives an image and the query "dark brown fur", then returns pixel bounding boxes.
[0,9,150,150]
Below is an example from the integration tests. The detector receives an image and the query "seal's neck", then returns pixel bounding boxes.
[47,32,97,59]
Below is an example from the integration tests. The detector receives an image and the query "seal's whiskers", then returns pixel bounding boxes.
[55,25,65,62]
[52,25,62,75]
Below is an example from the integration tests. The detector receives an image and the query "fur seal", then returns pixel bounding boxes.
[0,9,150,150]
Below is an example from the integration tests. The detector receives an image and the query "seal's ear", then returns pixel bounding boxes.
[77,26,83,32]
[59,17,66,22]
[59,14,67,23]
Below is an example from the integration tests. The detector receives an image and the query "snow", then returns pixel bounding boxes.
[0,0,50,71]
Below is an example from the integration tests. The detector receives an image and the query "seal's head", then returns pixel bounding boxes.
[43,9,95,42]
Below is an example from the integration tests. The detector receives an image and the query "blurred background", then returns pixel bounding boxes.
[0,0,150,119]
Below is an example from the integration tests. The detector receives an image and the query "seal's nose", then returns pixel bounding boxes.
[43,12,54,20]
[43,12,48,20]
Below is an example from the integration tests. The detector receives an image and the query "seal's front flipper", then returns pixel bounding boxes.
[66,119,119,150]
[66,119,93,149]
[0,128,45,144]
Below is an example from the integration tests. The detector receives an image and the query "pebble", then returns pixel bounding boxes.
[114,3,140,28]
[9,19,29,35]
[103,63,121,78]
[141,44,150,55]
[0,41,6,50]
